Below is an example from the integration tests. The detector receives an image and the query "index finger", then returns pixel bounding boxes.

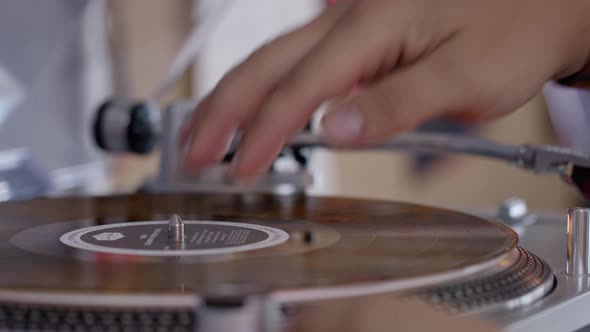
[182,1,354,169]
[228,2,403,178]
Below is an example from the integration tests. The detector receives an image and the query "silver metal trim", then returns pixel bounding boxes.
[567,208,590,275]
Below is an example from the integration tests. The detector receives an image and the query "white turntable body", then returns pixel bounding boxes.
[482,208,590,332]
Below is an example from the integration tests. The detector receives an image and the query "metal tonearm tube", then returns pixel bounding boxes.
[285,132,590,174]
[280,132,590,199]
[92,100,590,198]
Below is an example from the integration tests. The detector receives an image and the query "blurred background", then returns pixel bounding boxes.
[0,0,582,212]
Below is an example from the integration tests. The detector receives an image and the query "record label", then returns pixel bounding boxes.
[59,221,289,256]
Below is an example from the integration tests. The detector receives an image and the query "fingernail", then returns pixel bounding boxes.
[178,122,190,145]
[227,151,264,186]
[180,131,195,167]
[228,147,246,178]
[232,175,259,186]
[322,103,364,143]
[228,167,259,186]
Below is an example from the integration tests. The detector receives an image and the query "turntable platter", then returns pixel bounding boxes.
[0,193,516,302]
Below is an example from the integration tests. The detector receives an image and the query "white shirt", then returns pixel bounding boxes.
[543,82,590,154]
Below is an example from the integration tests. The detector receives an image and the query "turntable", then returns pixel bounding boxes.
[0,98,578,332]
[0,192,559,332]
[1,100,589,331]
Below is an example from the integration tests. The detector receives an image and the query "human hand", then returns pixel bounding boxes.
[181,0,590,181]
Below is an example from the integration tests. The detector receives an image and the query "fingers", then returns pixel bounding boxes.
[227,2,411,178]
[178,94,211,148]
[320,22,552,147]
[182,1,354,168]
[183,0,590,183]
[321,34,471,146]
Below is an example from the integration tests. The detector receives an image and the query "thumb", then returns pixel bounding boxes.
[321,59,459,146]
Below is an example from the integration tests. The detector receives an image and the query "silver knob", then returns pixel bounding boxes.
[567,208,590,275]
[93,98,161,154]
[498,197,528,225]
[168,214,185,243]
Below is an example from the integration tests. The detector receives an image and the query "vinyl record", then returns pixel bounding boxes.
[0,193,516,304]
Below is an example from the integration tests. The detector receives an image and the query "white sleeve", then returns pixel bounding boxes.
[543,81,590,154]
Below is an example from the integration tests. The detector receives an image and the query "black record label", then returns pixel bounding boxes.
[59,221,289,256]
